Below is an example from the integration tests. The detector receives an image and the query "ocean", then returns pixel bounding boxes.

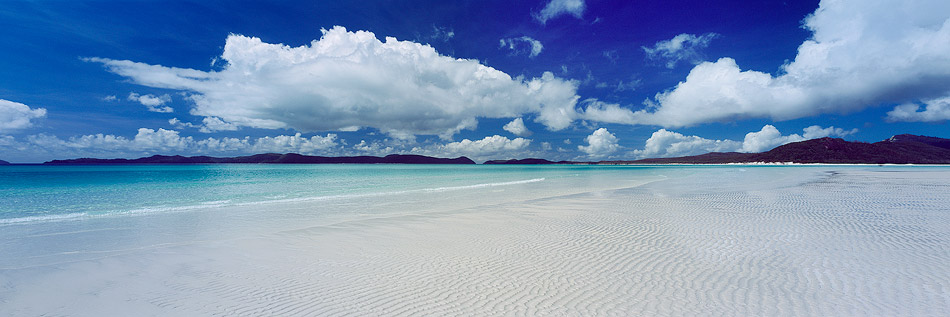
[0,164,676,225]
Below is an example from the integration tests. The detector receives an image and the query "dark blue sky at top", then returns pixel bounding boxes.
[0,0,947,162]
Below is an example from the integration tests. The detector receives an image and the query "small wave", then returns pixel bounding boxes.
[236,178,547,205]
[422,178,546,192]
[0,212,89,225]
[114,201,232,216]
[200,200,232,205]
[0,201,234,226]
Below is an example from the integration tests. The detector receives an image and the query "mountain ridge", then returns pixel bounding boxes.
[43,154,476,165]
[626,134,950,164]
[488,134,950,165]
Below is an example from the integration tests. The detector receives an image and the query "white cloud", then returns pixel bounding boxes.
[130,128,192,150]
[7,128,342,162]
[25,128,191,153]
[250,133,338,154]
[633,129,740,158]
[739,125,803,153]
[0,99,47,133]
[579,99,639,124]
[412,135,532,162]
[128,92,173,113]
[535,0,585,24]
[88,26,580,139]
[503,117,532,136]
[642,33,719,69]
[168,118,197,129]
[196,137,251,152]
[0,135,15,147]
[578,128,620,158]
[170,117,239,133]
[613,0,950,128]
[740,124,857,153]
[199,116,238,132]
[886,96,950,122]
[632,124,858,158]
[102,95,118,102]
[801,125,858,139]
[352,140,395,155]
[499,36,544,58]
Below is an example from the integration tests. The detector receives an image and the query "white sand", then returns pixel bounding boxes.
[2,167,949,315]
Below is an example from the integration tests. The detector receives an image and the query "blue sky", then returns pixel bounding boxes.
[1,0,949,163]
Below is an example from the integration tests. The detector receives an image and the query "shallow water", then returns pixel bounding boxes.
[0,164,669,224]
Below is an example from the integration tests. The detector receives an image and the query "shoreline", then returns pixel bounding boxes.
[2,166,948,315]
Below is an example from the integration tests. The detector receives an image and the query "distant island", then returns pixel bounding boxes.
[488,134,950,165]
[5,134,947,166]
[44,153,475,165]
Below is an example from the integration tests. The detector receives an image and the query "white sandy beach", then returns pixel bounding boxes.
[2,167,949,316]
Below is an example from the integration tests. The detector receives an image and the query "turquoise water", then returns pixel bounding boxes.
[0,164,675,224]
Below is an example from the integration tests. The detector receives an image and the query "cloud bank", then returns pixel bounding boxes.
[0,99,47,133]
[411,135,532,162]
[596,0,950,128]
[633,125,857,158]
[7,128,341,160]
[89,26,580,139]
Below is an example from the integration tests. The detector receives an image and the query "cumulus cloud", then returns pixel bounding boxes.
[642,33,719,69]
[503,117,532,136]
[249,133,338,154]
[632,124,858,158]
[578,128,620,158]
[27,128,191,153]
[412,135,532,162]
[352,140,395,155]
[499,36,543,58]
[88,26,580,139]
[611,0,950,128]
[7,128,341,161]
[740,124,857,152]
[633,129,741,158]
[802,125,858,139]
[170,117,239,133]
[168,118,197,129]
[535,0,585,24]
[128,92,173,113]
[886,96,950,122]
[579,99,639,124]
[0,99,47,133]
[199,116,239,132]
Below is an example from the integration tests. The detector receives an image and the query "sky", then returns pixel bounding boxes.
[1,0,949,163]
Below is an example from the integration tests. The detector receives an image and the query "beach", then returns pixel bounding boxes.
[1,165,949,315]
